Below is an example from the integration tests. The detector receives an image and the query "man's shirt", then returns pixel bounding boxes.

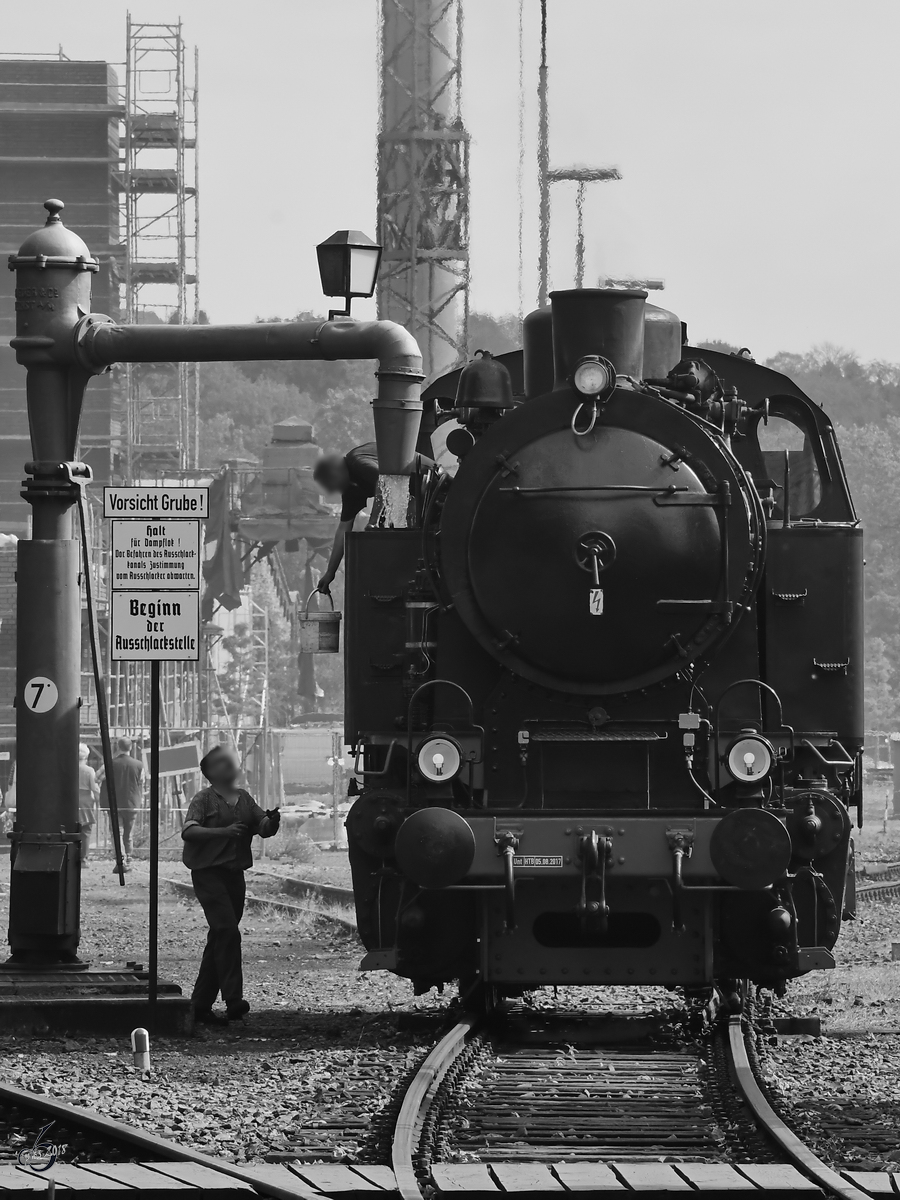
[100,753,143,812]
[339,442,435,523]
[340,442,379,522]
[182,785,269,871]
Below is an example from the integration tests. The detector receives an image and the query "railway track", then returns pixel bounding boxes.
[855,862,900,904]
[390,1004,879,1200]
[0,1075,320,1198]
[856,877,900,903]
[855,861,900,881]
[161,871,357,931]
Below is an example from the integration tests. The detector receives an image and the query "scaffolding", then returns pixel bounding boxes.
[377,0,470,380]
[119,16,199,476]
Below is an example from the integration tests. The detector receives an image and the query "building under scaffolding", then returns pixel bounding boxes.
[77,22,289,817]
[0,52,121,534]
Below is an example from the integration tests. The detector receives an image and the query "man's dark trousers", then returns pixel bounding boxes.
[191,866,245,1008]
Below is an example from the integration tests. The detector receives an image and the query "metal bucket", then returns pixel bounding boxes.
[299,590,341,654]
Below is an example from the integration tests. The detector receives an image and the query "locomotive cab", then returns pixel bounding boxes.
[344,288,861,1001]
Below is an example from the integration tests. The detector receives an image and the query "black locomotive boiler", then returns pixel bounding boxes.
[344,288,862,1005]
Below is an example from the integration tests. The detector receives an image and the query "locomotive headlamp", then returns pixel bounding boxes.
[725,734,775,784]
[417,736,463,783]
[316,229,382,320]
[572,355,615,398]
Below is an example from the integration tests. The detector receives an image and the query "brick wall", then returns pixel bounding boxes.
[0,546,17,745]
[0,60,120,536]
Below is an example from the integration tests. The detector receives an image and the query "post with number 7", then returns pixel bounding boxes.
[5,204,95,968]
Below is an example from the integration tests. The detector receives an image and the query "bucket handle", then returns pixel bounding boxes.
[304,589,335,615]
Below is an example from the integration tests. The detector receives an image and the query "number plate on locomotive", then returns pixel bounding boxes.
[513,855,564,868]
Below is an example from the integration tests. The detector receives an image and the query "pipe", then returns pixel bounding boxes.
[79,317,425,480]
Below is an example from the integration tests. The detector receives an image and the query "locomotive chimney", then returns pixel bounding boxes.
[549,288,647,387]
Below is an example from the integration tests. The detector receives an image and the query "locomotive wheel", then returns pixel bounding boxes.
[458,976,503,1016]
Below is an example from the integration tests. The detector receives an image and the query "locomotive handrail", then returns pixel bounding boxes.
[420,469,451,607]
[353,738,399,778]
[499,483,690,494]
[800,738,855,770]
[406,678,476,728]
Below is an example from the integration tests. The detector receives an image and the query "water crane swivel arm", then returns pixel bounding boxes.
[74,316,425,478]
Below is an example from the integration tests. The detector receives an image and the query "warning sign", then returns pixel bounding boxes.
[103,485,208,519]
[110,592,200,662]
[111,520,200,590]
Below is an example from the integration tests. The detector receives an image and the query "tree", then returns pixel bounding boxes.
[198,362,313,466]
[764,346,900,427]
[468,312,522,356]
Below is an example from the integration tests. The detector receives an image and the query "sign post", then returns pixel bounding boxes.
[149,660,160,1021]
[104,485,207,1029]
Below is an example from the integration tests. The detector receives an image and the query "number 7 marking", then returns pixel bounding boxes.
[23,677,57,713]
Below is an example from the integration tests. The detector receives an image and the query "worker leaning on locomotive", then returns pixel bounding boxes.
[336,288,861,1003]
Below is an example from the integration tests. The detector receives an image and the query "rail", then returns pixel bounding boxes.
[392,1015,481,1200]
[856,877,900,902]
[248,868,354,907]
[0,1077,317,1199]
[161,875,356,931]
[726,1014,871,1200]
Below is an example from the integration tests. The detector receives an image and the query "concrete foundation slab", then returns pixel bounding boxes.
[0,967,193,1034]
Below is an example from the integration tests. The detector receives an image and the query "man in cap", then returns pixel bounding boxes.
[181,744,280,1024]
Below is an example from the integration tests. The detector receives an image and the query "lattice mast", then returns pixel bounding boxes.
[121,17,199,477]
[378,0,470,380]
[536,0,622,303]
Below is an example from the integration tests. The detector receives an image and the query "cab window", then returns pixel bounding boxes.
[756,413,822,518]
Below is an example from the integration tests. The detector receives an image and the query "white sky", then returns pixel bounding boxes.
[4,0,899,361]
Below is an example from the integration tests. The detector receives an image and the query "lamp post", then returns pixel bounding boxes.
[316,230,382,320]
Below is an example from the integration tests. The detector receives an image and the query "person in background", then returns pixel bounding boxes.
[77,743,99,864]
[313,441,379,594]
[100,736,143,872]
[313,441,434,593]
[181,745,280,1025]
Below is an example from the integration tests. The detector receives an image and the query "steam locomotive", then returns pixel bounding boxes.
[344,288,862,1006]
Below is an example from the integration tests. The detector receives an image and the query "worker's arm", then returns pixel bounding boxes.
[248,798,280,838]
[182,822,246,841]
[317,517,355,593]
